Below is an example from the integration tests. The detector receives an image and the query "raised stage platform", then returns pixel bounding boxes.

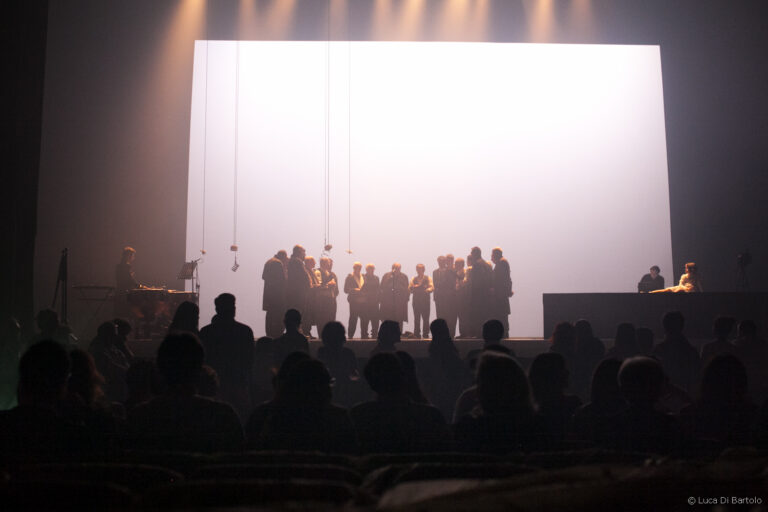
[543,292,768,339]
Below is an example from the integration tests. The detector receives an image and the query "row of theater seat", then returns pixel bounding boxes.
[2,448,768,510]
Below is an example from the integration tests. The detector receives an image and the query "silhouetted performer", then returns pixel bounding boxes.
[245,359,357,453]
[637,265,664,292]
[314,257,338,333]
[455,257,470,337]
[199,293,255,421]
[651,262,702,293]
[273,309,309,369]
[380,263,409,330]
[442,254,459,338]
[468,247,493,337]
[351,353,450,453]
[262,250,288,338]
[409,264,434,338]
[127,332,244,452]
[432,255,447,321]
[285,245,311,313]
[491,247,513,338]
[344,262,365,338]
[361,264,380,339]
[454,352,535,453]
[115,246,140,318]
[302,256,320,336]
[652,311,700,394]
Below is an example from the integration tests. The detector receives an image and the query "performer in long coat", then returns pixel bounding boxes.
[361,264,380,339]
[286,245,311,314]
[262,250,287,338]
[380,263,410,330]
[490,247,513,338]
[315,257,339,333]
[468,247,494,337]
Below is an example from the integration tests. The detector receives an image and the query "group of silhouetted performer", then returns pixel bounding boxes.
[262,245,514,340]
[3,295,768,462]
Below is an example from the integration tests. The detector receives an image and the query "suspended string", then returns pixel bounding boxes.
[347,39,352,254]
[324,0,332,249]
[232,41,241,270]
[201,7,209,257]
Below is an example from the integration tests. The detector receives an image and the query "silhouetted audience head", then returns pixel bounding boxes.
[113,318,132,338]
[699,354,748,405]
[430,318,451,342]
[125,359,164,406]
[274,351,312,391]
[36,309,60,335]
[156,332,205,391]
[321,321,346,351]
[613,322,638,356]
[170,301,200,333]
[18,340,71,405]
[395,351,428,403]
[95,321,118,345]
[574,319,594,340]
[618,356,666,408]
[713,316,736,339]
[636,327,655,355]
[529,352,569,406]
[476,352,532,415]
[364,353,406,398]
[68,349,105,406]
[662,311,685,336]
[214,293,236,319]
[549,321,576,356]
[277,359,333,407]
[198,364,220,398]
[482,320,504,344]
[737,319,757,340]
[589,358,624,406]
[284,309,302,330]
[377,320,401,348]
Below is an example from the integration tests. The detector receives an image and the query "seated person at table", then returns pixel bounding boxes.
[637,265,665,292]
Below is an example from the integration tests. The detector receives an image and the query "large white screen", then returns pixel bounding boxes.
[186,41,673,337]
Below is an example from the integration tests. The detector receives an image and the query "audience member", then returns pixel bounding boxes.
[199,293,255,421]
[454,344,512,423]
[454,352,535,453]
[168,301,200,335]
[0,341,92,461]
[611,356,679,453]
[351,353,450,453]
[29,309,77,348]
[0,317,22,410]
[63,349,118,442]
[605,323,639,361]
[652,311,701,395]
[273,309,309,368]
[127,332,244,452]
[123,358,164,413]
[571,358,626,443]
[396,350,429,404]
[635,327,655,355]
[528,352,581,446]
[422,319,471,420]
[680,354,756,447]
[198,364,220,398]
[548,321,577,374]
[89,321,130,402]
[370,320,401,356]
[700,316,736,363]
[317,321,360,407]
[734,320,768,404]
[251,336,276,406]
[246,358,357,453]
[572,319,606,400]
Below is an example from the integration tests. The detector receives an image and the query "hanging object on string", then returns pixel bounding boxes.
[231,244,239,272]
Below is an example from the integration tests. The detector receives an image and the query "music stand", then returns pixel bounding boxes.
[178,261,200,299]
